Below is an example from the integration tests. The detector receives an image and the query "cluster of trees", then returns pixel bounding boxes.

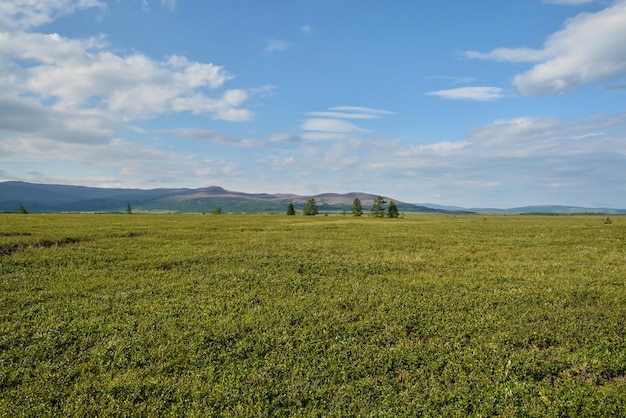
[286,199,318,216]
[286,196,400,218]
[363,196,399,218]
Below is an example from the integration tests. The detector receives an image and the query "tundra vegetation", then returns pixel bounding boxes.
[1,214,625,416]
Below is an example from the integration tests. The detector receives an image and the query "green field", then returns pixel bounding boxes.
[1,214,625,416]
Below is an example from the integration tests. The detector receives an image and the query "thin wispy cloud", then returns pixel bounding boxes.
[268,131,302,143]
[265,39,291,52]
[543,0,595,4]
[161,0,177,11]
[305,111,383,120]
[299,106,393,141]
[426,87,505,101]
[330,106,394,114]
[301,119,369,133]
[172,128,257,148]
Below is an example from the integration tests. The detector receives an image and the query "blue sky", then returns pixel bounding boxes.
[1,0,625,208]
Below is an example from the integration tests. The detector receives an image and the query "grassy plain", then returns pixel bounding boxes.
[1,213,625,416]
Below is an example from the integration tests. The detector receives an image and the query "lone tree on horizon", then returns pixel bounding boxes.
[125,202,133,214]
[18,203,28,214]
[387,200,400,218]
[303,198,319,216]
[286,202,296,215]
[352,198,363,217]
[370,196,386,218]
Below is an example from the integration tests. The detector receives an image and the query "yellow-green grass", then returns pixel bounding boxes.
[1,214,625,416]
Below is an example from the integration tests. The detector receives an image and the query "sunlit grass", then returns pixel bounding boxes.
[1,214,625,416]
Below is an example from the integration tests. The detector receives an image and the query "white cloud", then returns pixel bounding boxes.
[329,106,394,115]
[465,48,549,63]
[2,33,233,114]
[265,39,290,52]
[466,1,626,95]
[426,86,505,101]
[298,106,394,141]
[304,111,384,120]
[0,29,262,133]
[0,0,105,30]
[301,25,311,33]
[300,118,369,133]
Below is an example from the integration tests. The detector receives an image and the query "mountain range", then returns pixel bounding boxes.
[0,181,462,214]
[1,181,624,215]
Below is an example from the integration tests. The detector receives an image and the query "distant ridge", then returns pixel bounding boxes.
[0,181,466,214]
[468,205,626,215]
[2,181,623,214]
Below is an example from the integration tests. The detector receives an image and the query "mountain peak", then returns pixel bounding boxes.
[201,186,228,194]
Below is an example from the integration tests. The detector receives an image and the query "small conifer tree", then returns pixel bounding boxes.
[286,202,296,215]
[387,200,400,218]
[303,198,318,216]
[352,198,363,217]
[370,196,386,218]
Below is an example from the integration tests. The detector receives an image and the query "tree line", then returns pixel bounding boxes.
[286,196,400,218]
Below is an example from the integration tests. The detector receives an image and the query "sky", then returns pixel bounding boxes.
[1,0,625,208]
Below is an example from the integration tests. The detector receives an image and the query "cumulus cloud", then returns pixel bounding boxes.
[1,31,239,118]
[426,86,505,101]
[466,1,626,95]
[0,6,266,154]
